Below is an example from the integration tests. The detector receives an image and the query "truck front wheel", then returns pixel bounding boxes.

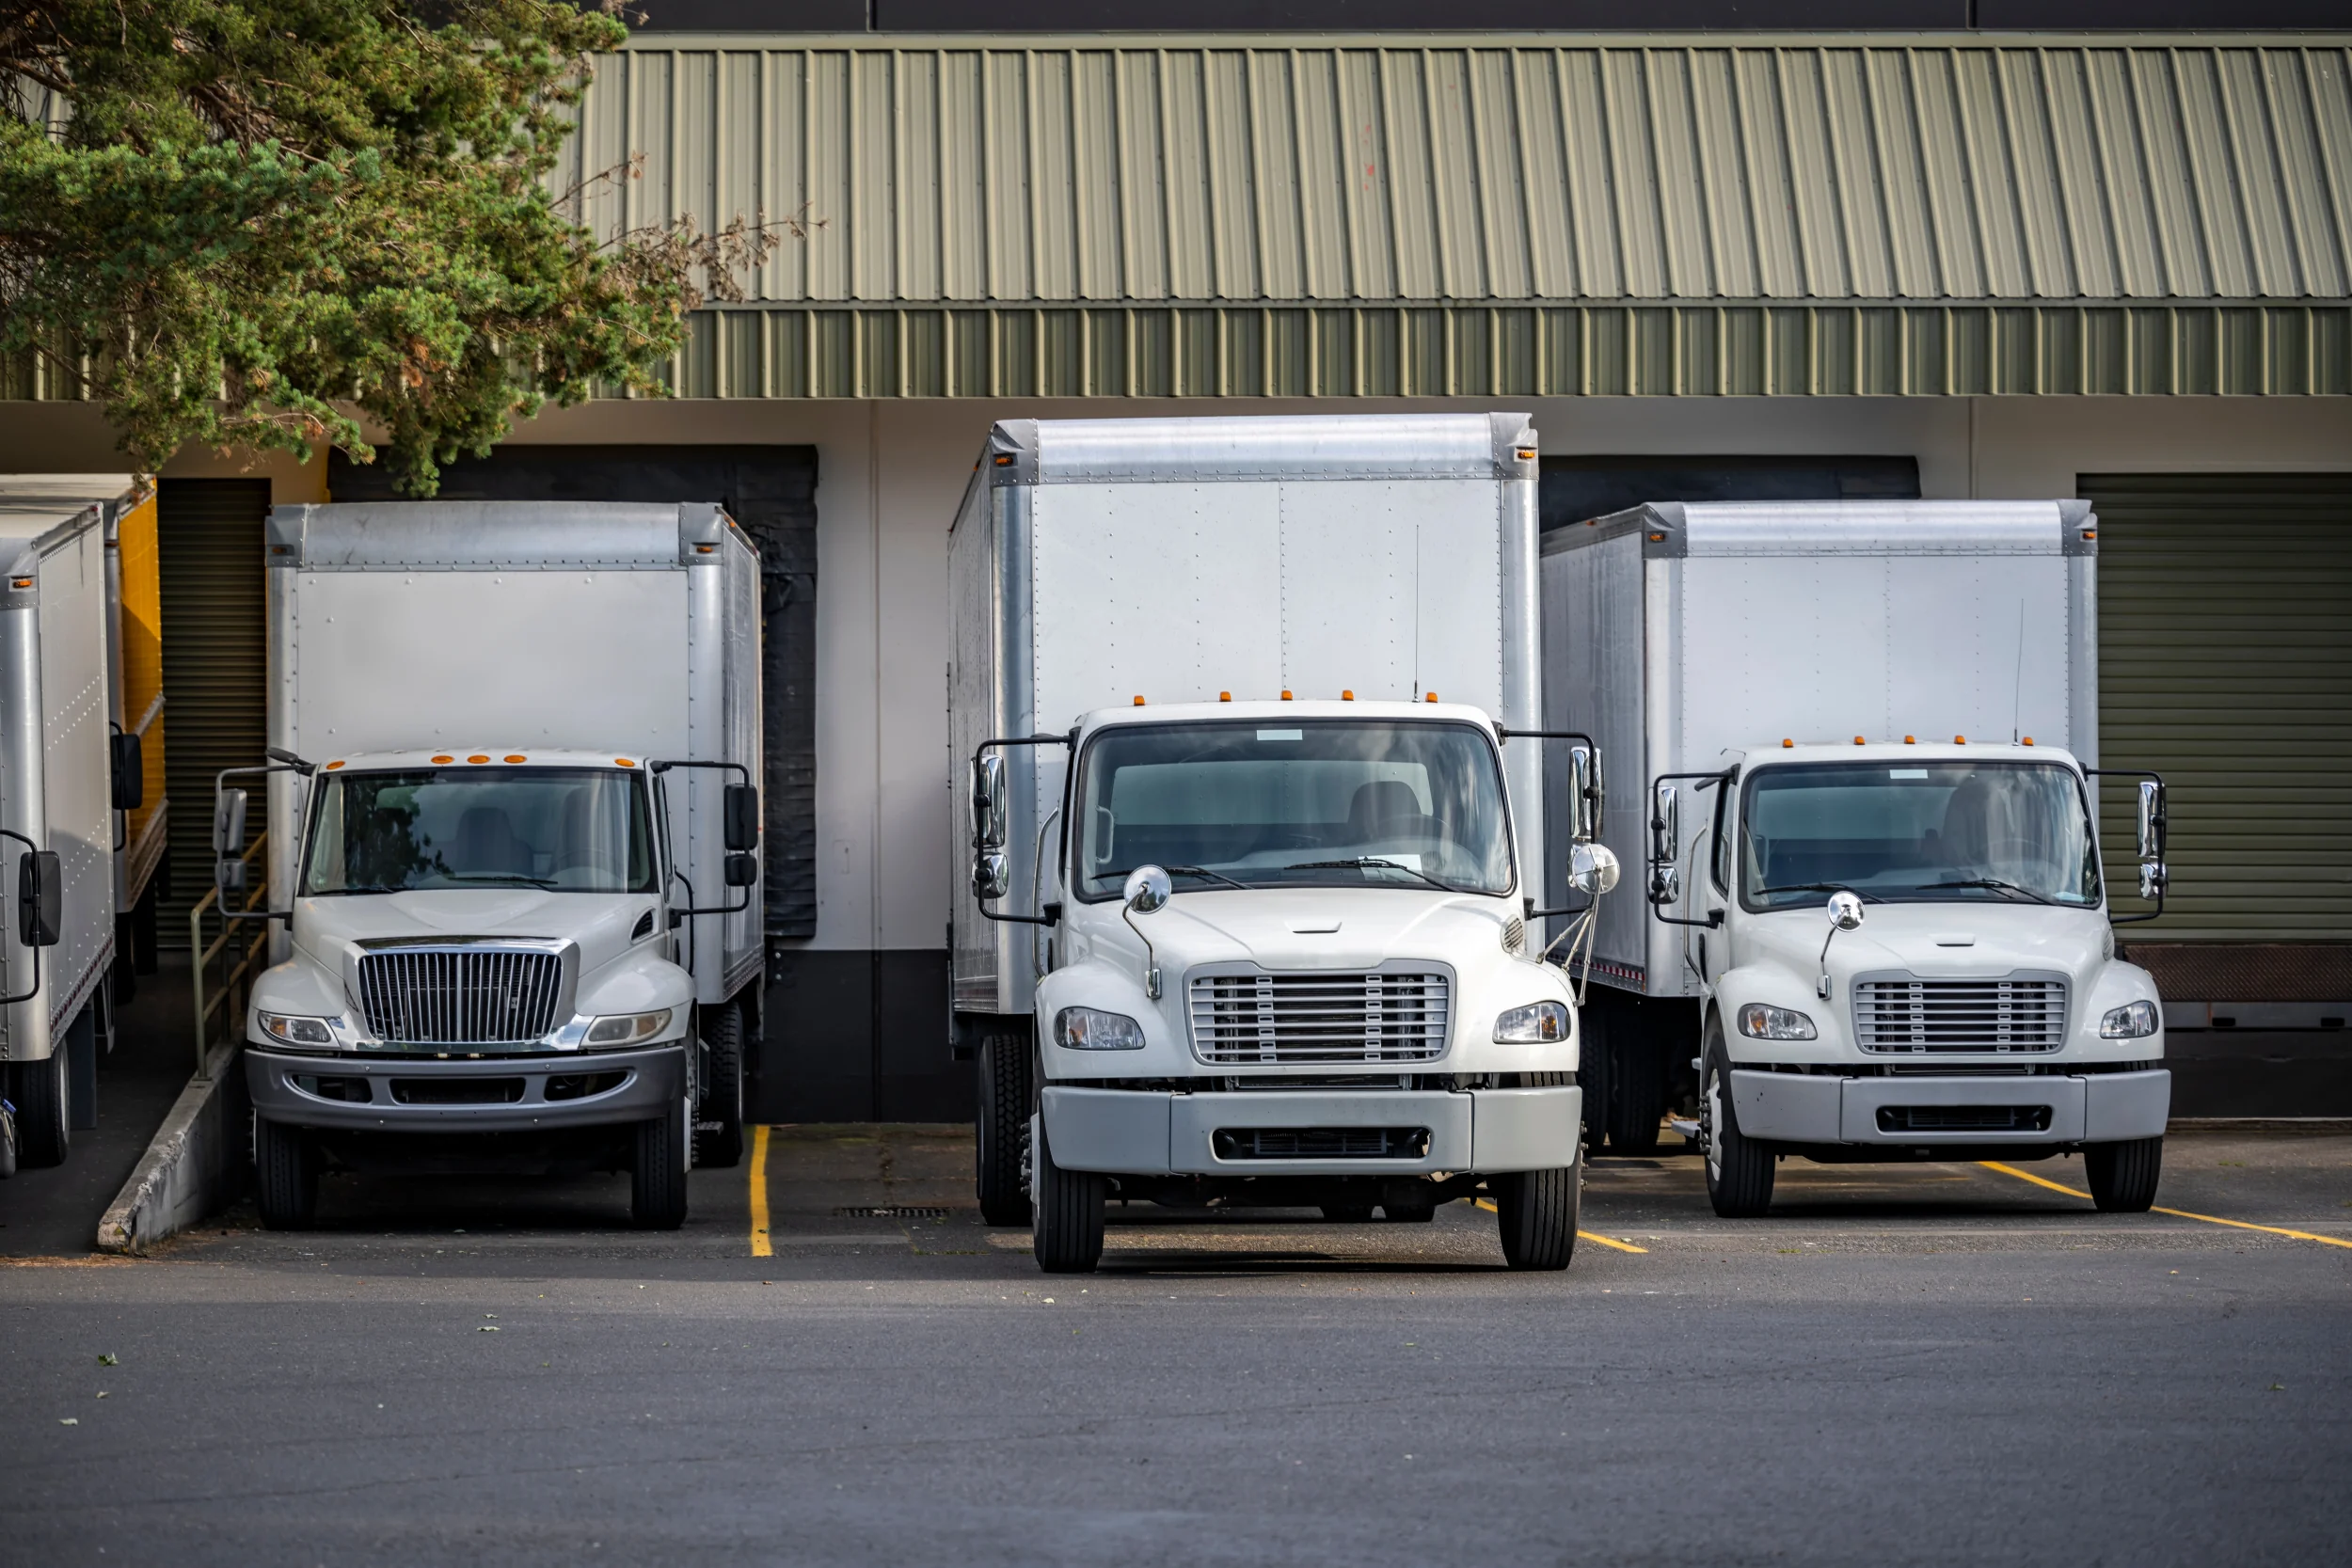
[631,1101,691,1230]
[976,1031,1032,1227]
[1030,1115,1104,1274]
[1494,1165,1580,1270]
[1702,1036,1775,1218]
[695,1002,747,1170]
[254,1117,318,1229]
[9,1051,69,1168]
[2085,1136,2164,1212]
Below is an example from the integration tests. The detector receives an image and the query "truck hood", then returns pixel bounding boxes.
[1085,886,1518,974]
[1743,898,2112,990]
[291,890,660,983]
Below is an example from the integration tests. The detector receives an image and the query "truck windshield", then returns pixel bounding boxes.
[1073,721,1514,900]
[1739,761,2101,911]
[301,768,658,895]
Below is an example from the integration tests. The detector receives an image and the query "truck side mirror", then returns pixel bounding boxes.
[723,851,758,889]
[723,783,760,853]
[971,754,1007,848]
[17,849,61,947]
[1568,744,1603,844]
[972,849,1010,903]
[110,731,144,811]
[2136,779,2166,863]
[213,786,248,900]
[1647,783,1679,904]
[1567,841,1621,896]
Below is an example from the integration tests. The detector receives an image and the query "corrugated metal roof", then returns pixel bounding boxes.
[560,36,2352,309]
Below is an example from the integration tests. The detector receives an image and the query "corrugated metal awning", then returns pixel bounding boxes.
[557,32,2352,398]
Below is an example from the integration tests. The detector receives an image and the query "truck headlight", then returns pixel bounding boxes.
[1493,1000,1569,1043]
[2100,1000,2159,1039]
[1737,1003,1817,1040]
[1056,1006,1145,1051]
[585,1009,673,1047]
[258,1013,339,1049]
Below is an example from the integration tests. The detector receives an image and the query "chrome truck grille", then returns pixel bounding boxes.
[1188,968,1451,1064]
[354,947,564,1047]
[1852,975,2068,1053]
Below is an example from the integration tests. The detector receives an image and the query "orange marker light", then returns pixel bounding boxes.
[1425,692,1438,703]
[9,577,32,589]
[2081,530,2096,540]
[326,760,344,770]
[1133,695,1146,706]
[616,758,637,768]
[2022,736,2035,746]
[432,754,454,765]
[1782,738,1794,749]
[504,754,527,764]
[993,453,1014,466]
[468,754,490,764]
[1903,736,1915,745]
[1342,689,1355,702]
[1954,736,1966,745]
[1219,691,1232,702]
[1853,736,1866,745]
[1280,689,1294,701]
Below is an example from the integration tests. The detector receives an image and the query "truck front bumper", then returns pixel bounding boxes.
[246,1042,687,1134]
[1040,1085,1581,1177]
[1728,1069,2170,1148]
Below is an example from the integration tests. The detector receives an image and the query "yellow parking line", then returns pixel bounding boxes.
[1979,1161,2352,1250]
[1470,1196,1649,1253]
[749,1124,773,1259]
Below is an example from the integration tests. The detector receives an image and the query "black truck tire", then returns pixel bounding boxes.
[976,1031,1033,1227]
[254,1117,319,1229]
[631,1101,691,1230]
[2086,1136,2164,1212]
[695,1002,746,1169]
[10,1049,69,1169]
[1702,1036,1775,1218]
[1031,1116,1104,1274]
[1494,1164,1581,1270]
[1604,1022,1664,1157]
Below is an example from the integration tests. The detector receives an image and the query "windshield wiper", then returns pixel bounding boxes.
[1756,882,1880,902]
[1086,864,1256,892]
[1915,877,2054,905]
[316,884,410,896]
[442,873,560,889]
[1282,857,1461,893]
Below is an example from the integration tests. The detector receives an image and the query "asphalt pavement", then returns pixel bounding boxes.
[2,1125,2347,1566]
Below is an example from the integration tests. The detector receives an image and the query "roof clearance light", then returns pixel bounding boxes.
[1280,689,1294,701]
[2022,736,2035,746]
[1425,692,1438,703]
[1903,736,1915,745]
[1782,738,1794,749]
[1853,736,1866,746]
[326,760,344,770]
[432,754,454,765]
[616,758,637,768]
[505,754,527,764]
[1133,695,1146,706]
[468,754,491,764]
[1219,691,1232,702]
[1342,690,1355,701]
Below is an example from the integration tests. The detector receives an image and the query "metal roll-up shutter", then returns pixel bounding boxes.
[2084,473,2352,946]
[157,479,271,947]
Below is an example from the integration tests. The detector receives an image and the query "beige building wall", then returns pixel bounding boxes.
[7,395,2348,958]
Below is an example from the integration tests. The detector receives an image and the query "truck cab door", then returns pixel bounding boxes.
[1697,772,1736,990]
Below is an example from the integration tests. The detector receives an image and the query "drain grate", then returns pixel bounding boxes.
[832,1206,950,1221]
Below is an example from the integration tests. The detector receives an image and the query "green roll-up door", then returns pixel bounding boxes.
[157,479,270,947]
[2084,473,2352,944]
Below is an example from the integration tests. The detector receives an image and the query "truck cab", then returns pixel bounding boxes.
[1668,740,2170,1214]
[984,698,1616,1273]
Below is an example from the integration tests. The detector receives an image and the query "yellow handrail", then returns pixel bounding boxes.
[188,832,270,1079]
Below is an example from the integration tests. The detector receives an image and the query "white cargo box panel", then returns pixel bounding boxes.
[0,479,128,1060]
[264,502,763,1003]
[1540,499,2097,998]
[949,413,1541,1017]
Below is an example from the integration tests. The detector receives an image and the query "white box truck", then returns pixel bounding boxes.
[1,477,147,1175]
[221,501,763,1228]
[949,415,1619,1274]
[1540,500,2172,1215]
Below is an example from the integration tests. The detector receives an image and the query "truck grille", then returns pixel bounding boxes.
[1212,1127,1432,1160]
[354,948,564,1046]
[1188,969,1450,1064]
[1852,976,2067,1053]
